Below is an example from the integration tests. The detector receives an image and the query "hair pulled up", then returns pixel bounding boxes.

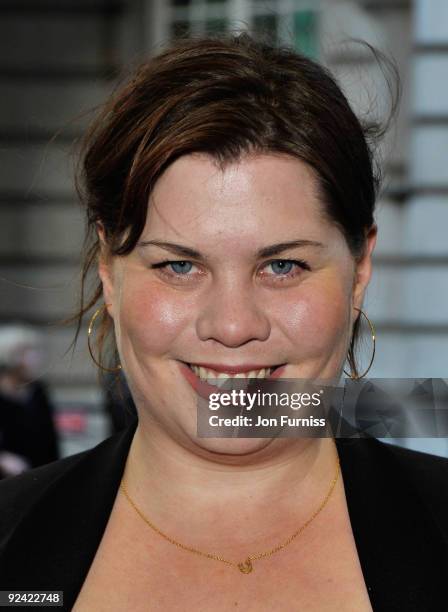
[73,32,398,377]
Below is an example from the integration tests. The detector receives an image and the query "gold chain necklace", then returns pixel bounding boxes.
[120,452,340,574]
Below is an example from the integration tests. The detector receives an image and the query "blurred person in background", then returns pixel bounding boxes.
[0,324,59,478]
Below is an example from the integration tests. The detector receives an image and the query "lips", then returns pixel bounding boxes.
[178,361,286,400]
[189,363,277,380]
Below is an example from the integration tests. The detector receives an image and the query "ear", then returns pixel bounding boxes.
[352,224,377,312]
[97,223,116,318]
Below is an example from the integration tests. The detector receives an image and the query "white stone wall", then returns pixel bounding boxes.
[322,1,448,455]
[0,1,142,455]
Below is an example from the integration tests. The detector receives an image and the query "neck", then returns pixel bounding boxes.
[122,419,338,551]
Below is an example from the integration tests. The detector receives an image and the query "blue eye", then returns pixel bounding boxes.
[151,260,198,278]
[151,258,309,281]
[169,261,193,274]
[269,260,295,275]
[262,259,310,280]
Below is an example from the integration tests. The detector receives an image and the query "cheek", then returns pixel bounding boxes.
[117,280,193,357]
[272,279,351,355]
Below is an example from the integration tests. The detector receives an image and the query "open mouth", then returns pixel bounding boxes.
[185,363,284,381]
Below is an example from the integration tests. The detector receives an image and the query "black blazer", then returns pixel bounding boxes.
[0,419,447,611]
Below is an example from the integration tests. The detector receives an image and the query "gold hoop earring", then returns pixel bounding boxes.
[87,304,122,373]
[344,307,376,380]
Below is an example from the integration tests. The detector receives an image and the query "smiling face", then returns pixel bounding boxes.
[99,153,376,453]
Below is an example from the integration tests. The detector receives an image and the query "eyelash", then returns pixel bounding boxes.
[150,258,310,281]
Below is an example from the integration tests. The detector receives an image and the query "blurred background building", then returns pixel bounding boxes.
[0,0,447,459]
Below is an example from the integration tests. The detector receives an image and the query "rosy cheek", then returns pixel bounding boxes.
[272,285,350,357]
[118,281,193,357]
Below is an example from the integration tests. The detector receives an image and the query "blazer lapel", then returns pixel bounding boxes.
[336,437,447,611]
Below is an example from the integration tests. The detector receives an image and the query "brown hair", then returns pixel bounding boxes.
[74,32,395,377]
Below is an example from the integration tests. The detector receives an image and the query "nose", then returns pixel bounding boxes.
[196,281,271,348]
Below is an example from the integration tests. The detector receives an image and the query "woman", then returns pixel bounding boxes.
[1,33,447,611]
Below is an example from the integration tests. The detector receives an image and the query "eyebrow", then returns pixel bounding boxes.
[137,239,325,260]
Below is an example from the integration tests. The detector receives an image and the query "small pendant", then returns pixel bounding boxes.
[238,558,253,574]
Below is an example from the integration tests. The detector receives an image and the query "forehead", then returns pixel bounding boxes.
[143,153,337,248]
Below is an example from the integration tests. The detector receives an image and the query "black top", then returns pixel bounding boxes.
[0,419,447,611]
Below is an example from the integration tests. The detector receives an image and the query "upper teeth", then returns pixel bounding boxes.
[190,365,274,381]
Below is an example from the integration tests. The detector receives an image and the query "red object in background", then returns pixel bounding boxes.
[55,411,87,434]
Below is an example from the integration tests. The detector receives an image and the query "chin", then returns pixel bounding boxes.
[189,435,277,459]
